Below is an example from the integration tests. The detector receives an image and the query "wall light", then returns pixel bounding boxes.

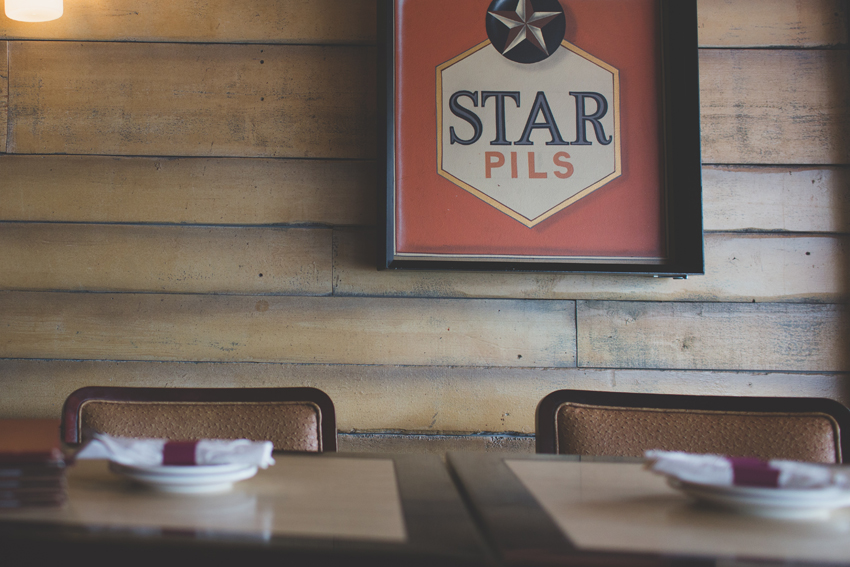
[5,0,63,22]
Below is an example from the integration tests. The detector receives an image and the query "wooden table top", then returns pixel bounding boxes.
[0,452,490,567]
[448,452,850,567]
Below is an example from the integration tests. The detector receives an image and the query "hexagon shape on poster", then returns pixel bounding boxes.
[437,40,621,227]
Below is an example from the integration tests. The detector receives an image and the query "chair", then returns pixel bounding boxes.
[536,390,850,463]
[62,386,337,452]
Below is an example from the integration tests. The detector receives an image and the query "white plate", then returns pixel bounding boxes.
[668,478,850,520]
[109,462,258,494]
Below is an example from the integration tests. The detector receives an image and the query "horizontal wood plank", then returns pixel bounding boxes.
[703,166,850,233]
[2,161,844,233]
[0,223,332,294]
[334,230,850,303]
[0,292,575,367]
[0,41,6,153]
[697,0,848,47]
[0,0,376,44]
[7,41,376,158]
[700,49,850,165]
[0,156,376,225]
[0,1,845,49]
[577,301,850,371]
[0,360,846,433]
[7,44,848,164]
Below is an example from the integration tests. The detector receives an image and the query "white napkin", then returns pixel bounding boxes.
[645,450,850,489]
[75,433,275,469]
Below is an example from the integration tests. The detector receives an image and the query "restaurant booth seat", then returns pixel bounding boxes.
[61,386,337,452]
[536,389,850,463]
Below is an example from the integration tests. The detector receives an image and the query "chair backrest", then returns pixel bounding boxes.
[62,387,337,452]
[536,390,850,463]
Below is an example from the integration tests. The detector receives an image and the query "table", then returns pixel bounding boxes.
[447,452,850,567]
[0,452,491,566]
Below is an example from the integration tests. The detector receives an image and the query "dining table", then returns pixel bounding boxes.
[447,452,850,567]
[0,451,491,566]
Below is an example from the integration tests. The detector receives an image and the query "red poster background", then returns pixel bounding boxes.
[395,0,665,260]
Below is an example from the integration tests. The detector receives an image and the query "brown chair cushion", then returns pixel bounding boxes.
[556,402,841,463]
[79,400,323,452]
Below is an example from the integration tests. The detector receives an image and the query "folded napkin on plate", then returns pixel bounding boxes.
[75,433,275,468]
[645,450,850,489]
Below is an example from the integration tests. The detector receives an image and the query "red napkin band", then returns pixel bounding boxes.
[162,441,198,466]
[729,457,780,488]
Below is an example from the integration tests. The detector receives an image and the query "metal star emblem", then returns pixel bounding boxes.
[489,0,561,56]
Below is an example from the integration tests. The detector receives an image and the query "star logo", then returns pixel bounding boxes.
[485,0,566,64]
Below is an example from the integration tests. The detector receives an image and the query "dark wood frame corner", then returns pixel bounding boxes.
[379,0,703,276]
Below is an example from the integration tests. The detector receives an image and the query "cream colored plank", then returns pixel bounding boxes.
[703,166,850,233]
[0,0,376,44]
[0,41,6,153]
[0,360,846,433]
[334,230,850,303]
[0,156,376,225]
[700,50,850,165]
[0,292,575,367]
[7,42,375,158]
[698,0,848,47]
[0,224,331,294]
[577,301,850,371]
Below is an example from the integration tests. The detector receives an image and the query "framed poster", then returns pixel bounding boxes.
[379,0,703,276]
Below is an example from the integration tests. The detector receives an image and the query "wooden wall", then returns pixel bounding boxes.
[1,0,848,452]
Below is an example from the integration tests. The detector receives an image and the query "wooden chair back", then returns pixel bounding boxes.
[536,390,850,463]
[62,386,337,452]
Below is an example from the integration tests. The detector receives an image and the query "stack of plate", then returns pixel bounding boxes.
[0,419,67,508]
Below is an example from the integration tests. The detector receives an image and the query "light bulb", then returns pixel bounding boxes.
[5,0,63,22]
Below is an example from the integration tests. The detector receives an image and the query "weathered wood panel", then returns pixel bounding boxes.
[7,41,376,158]
[703,166,850,233]
[334,230,849,303]
[0,360,846,433]
[698,0,848,47]
[700,49,850,165]
[0,1,844,49]
[2,160,844,233]
[8,44,848,164]
[0,0,376,44]
[0,292,575,367]
[0,41,6,153]
[0,224,332,294]
[0,156,376,225]
[577,301,850,371]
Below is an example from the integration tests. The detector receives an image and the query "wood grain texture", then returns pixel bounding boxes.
[703,166,850,233]
[0,41,6,153]
[0,223,332,294]
[7,41,376,158]
[700,49,850,165]
[0,292,576,367]
[8,44,848,164]
[0,0,376,44]
[0,155,376,225]
[334,230,849,303]
[2,160,843,233]
[0,360,846,433]
[698,0,848,47]
[0,0,844,48]
[577,301,850,372]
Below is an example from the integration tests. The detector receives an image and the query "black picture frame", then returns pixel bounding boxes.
[379,0,703,277]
